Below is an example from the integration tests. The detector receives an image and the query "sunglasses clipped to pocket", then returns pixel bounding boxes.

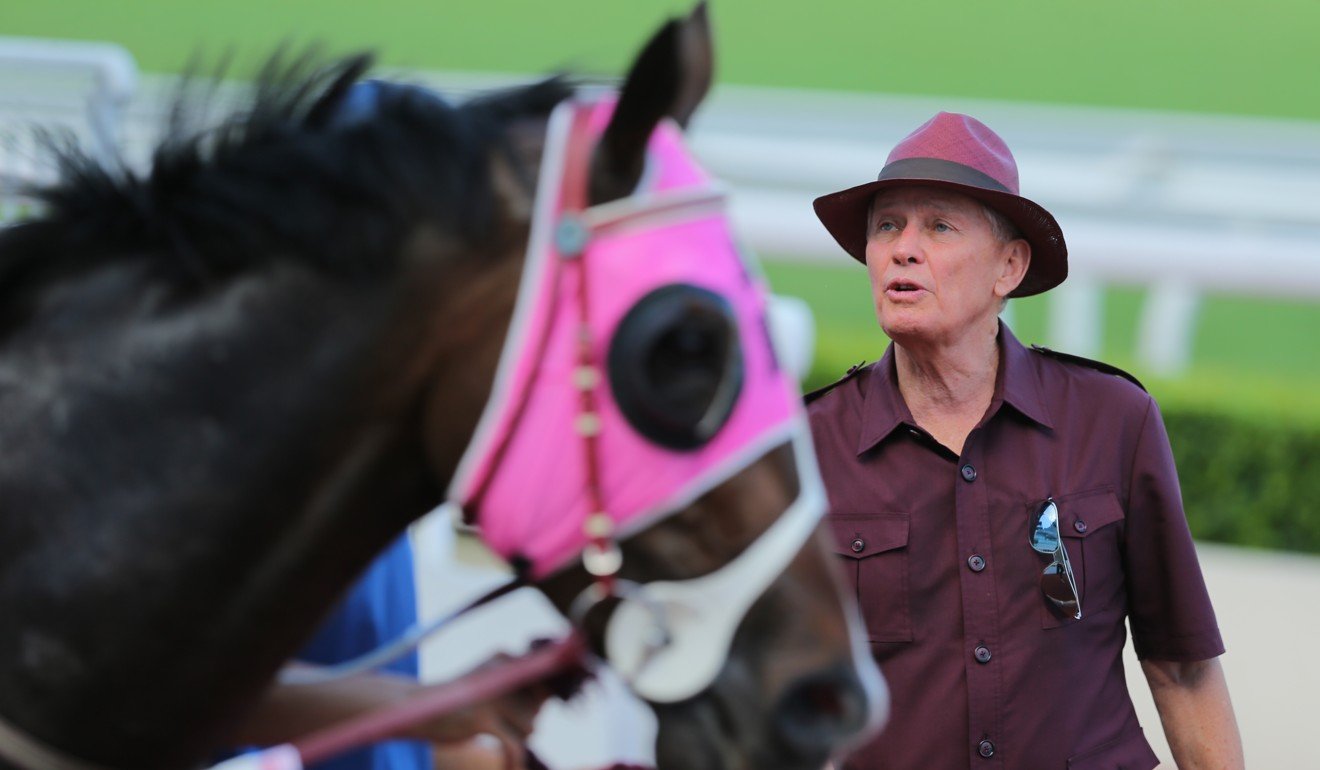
[1030,498,1081,620]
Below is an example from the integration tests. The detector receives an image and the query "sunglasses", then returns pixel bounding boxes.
[1030,498,1081,620]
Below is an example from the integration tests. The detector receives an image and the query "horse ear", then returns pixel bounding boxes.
[589,2,714,205]
[672,2,715,129]
[305,54,374,130]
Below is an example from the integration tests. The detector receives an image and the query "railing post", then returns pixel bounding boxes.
[1047,273,1103,358]
[1137,280,1200,377]
[767,293,817,383]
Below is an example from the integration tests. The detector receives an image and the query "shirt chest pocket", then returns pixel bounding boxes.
[1040,487,1127,629]
[828,513,913,643]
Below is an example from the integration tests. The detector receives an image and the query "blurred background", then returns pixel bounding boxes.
[3,1,1316,767]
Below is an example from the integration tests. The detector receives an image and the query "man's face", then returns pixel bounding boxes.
[863,186,1029,346]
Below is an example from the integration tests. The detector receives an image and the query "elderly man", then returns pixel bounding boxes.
[807,113,1243,769]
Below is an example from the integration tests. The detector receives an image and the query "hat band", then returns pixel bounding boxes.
[877,157,1012,194]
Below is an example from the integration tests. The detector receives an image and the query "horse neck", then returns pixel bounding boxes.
[0,244,521,768]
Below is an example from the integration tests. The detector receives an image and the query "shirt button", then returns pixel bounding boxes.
[851,538,865,553]
[974,645,992,664]
[967,554,986,572]
[960,464,978,482]
[1074,520,1088,533]
[978,739,995,758]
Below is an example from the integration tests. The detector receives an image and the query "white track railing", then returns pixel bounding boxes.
[0,36,137,161]
[6,52,1320,375]
[0,37,138,222]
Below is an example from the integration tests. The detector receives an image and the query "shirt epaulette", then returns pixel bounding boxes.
[804,360,868,405]
[1029,345,1146,392]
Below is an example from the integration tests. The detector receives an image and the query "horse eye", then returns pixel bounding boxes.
[608,284,744,450]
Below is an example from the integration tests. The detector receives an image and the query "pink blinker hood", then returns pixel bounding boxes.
[446,98,806,579]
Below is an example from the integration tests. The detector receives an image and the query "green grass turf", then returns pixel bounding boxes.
[761,260,1320,425]
[5,0,1320,120]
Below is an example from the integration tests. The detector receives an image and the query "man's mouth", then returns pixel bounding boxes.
[885,278,924,294]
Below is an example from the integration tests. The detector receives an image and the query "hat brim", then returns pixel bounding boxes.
[812,178,1068,298]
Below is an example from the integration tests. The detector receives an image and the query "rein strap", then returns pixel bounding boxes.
[292,635,589,766]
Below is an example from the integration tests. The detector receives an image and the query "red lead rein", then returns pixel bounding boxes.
[292,634,590,767]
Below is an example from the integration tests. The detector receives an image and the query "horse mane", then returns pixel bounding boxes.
[0,50,573,299]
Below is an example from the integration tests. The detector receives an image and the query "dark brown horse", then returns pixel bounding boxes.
[0,7,881,770]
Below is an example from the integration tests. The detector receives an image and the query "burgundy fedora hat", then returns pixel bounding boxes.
[812,112,1067,297]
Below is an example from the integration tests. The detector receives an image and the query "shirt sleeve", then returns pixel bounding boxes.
[1123,395,1226,661]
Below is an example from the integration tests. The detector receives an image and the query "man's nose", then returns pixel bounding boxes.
[891,225,924,264]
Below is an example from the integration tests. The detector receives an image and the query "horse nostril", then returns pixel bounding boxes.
[774,665,869,760]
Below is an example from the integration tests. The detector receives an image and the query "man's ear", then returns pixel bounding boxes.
[995,239,1031,299]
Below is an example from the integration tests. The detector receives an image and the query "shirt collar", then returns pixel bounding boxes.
[997,323,1054,431]
[856,344,911,456]
[855,322,1054,456]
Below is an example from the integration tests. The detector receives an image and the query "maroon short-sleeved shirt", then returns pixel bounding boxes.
[809,325,1223,770]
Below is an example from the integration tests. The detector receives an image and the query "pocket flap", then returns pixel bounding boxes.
[1055,488,1124,539]
[828,514,909,560]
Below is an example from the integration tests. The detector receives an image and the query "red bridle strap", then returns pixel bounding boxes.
[292,634,589,767]
[557,105,624,590]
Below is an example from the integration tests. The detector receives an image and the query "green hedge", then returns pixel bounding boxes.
[1165,409,1320,555]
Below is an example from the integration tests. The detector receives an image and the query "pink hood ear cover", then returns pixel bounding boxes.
[448,100,804,579]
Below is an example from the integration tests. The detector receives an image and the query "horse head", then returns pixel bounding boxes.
[0,5,883,770]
